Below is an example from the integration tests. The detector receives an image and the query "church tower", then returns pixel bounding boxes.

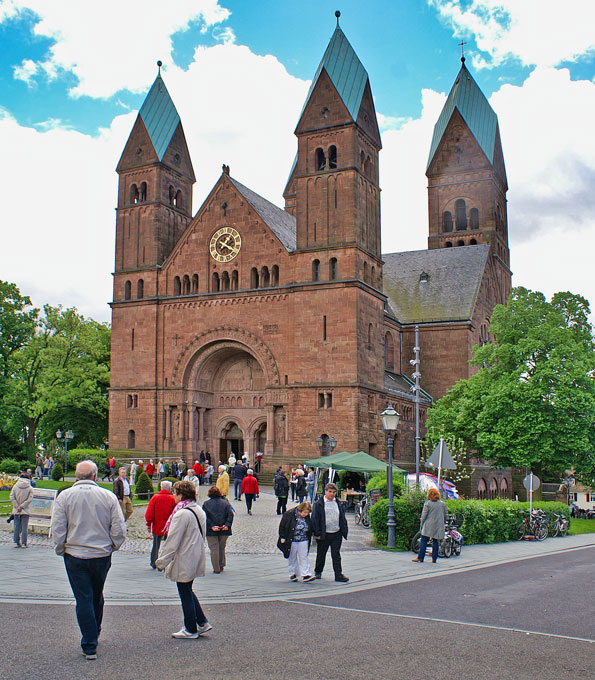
[426,57,511,300]
[284,13,382,277]
[114,64,195,276]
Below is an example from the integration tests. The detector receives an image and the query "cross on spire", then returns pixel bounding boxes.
[459,40,467,63]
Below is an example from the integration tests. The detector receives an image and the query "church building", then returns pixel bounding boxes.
[108,18,511,493]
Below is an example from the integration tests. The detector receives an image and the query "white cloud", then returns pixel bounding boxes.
[6,0,231,98]
[429,0,595,69]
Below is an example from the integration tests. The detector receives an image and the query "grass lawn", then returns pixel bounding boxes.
[568,518,595,535]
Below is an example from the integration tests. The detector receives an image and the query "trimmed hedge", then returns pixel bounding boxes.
[0,458,21,474]
[51,462,64,482]
[134,471,153,500]
[369,495,571,549]
[366,471,405,499]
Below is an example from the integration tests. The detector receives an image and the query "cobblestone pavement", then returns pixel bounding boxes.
[0,487,374,554]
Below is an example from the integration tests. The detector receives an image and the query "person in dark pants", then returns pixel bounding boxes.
[311,482,349,582]
[240,469,259,515]
[233,461,247,501]
[50,461,126,660]
[412,487,447,564]
[145,480,177,569]
[274,470,289,515]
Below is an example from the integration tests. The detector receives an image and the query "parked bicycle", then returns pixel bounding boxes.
[354,494,370,528]
[550,513,569,537]
[517,509,548,541]
[411,514,463,558]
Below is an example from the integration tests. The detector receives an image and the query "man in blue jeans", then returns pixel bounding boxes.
[51,461,126,660]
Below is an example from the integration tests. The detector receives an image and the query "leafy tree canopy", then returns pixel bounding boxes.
[426,288,595,484]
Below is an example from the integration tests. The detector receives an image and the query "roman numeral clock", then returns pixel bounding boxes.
[209,227,242,263]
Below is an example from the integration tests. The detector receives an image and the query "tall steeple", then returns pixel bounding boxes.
[115,63,195,272]
[285,13,382,273]
[426,57,510,300]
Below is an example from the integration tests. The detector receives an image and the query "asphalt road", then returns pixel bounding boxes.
[1,547,592,680]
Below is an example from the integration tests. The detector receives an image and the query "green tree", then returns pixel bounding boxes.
[3,305,111,456]
[426,288,595,483]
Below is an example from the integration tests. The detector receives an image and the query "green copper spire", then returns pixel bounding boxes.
[139,63,181,162]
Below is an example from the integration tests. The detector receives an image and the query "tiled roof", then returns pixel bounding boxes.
[385,371,433,404]
[383,244,490,324]
[229,177,297,252]
[139,75,180,161]
[427,63,498,170]
[299,27,368,124]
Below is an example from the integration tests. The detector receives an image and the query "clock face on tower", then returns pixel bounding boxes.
[209,227,241,263]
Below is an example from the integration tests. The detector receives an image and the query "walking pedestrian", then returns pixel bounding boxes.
[295,469,307,503]
[155,480,212,639]
[202,486,234,573]
[311,483,349,582]
[145,459,156,479]
[290,469,297,501]
[48,456,54,479]
[205,462,214,485]
[35,453,43,480]
[216,464,229,498]
[9,474,34,548]
[306,468,316,501]
[184,469,201,497]
[233,459,247,500]
[158,459,165,480]
[43,455,51,480]
[113,467,133,521]
[145,480,176,569]
[240,469,259,515]
[50,461,126,660]
[109,456,116,480]
[412,487,448,564]
[129,459,137,485]
[274,470,289,515]
[278,501,316,582]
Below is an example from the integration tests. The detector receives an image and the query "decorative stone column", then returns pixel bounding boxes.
[265,406,275,456]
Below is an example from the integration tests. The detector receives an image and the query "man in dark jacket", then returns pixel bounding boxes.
[274,470,289,515]
[233,460,247,501]
[310,482,349,582]
[113,467,133,521]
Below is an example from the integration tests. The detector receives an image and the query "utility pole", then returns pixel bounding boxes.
[410,325,421,488]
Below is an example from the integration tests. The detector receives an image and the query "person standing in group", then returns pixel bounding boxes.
[35,453,43,480]
[158,459,165,480]
[216,464,229,498]
[274,469,289,515]
[48,456,54,479]
[50,461,126,660]
[240,469,259,515]
[101,458,111,482]
[109,456,116,480]
[412,487,448,564]
[202,486,233,573]
[205,462,214,485]
[43,455,51,480]
[227,452,236,475]
[145,459,156,479]
[113,467,133,521]
[178,458,186,479]
[306,468,316,501]
[145,480,176,570]
[129,459,137,485]
[311,483,349,582]
[255,451,263,473]
[233,459,247,501]
[10,473,34,548]
[278,501,316,582]
[184,469,201,497]
[295,469,307,503]
[289,469,298,502]
[155,480,212,639]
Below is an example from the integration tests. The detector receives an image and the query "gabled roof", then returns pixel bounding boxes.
[139,74,180,161]
[427,62,498,170]
[383,244,490,324]
[229,177,297,252]
[385,371,433,404]
[298,26,369,124]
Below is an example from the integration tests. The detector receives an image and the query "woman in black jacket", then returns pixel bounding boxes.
[295,469,307,503]
[274,471,289,515]
[202,486,234,573]
[278,501,316,582]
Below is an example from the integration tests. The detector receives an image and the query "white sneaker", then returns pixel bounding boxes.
[197,622,213,634]
[171,628,199,639]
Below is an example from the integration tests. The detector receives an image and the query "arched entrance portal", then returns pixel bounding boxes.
[220,421,244,459]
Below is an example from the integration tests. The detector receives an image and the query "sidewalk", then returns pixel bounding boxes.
[1,533,592,606]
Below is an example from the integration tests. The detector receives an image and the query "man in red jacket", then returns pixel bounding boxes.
[192,460,204,483]
[144,480,176,569]
[240,469,259,515]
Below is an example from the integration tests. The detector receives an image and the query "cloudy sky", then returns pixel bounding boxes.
[1,0,594,323]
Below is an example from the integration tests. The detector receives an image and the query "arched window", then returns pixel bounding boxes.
[443,211,453,232]
[261,266,270,288]
[446,241,453,247]
[237,397,242,407]
[231,397,236,407]
[169,186,175,206]
[192,274,198,293]
[175,190,183,209]
[329,258,338,280]
[470,238,477,245]
[360,150,365,172]
[315,148,326,171]
[250,267,259,289]
[455,199,467,230]
[137,279,144,299]
[384,332,394,370]
[489,478,498,500]
[500,478,509,498]
[328,145,337,169]
[128,430,136,449]
[173,276,181,296]
[364,155,371,176]
[126,394,133,408]
[470,207,479,230]
[371,266,376,286]
[212,272,220,292]
[130,184,139,204]
[182,275,190,294]
[139,182,147,202]
[363,261,368,282]
[477,478,487,500]
[271,265,279,286]
[368,323,373,345]
[457,240,465,247]
[253,396,258,407]
[231,270,238,290]
[221,271,230,291]
[312,259,320,282]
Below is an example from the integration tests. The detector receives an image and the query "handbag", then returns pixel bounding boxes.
[277,537,291,558]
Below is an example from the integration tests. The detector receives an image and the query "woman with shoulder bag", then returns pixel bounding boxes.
[155,480,213,639]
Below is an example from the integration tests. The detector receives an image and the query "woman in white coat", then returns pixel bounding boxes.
[155,480,212,639]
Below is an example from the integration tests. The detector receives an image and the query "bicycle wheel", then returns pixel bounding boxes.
[442,537,452,558]
[354,506,361,525]
[517,521,527,540]
[551,522,560,537]
[361,508,370,528]
[411,531,421,554]
[453,540,461,556]
[560,521,569,537]
[536,523,548,541]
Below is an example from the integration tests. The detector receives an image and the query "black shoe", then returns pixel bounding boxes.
[335,574,349,582]
[289,574,298,581]
[314,573,322,579]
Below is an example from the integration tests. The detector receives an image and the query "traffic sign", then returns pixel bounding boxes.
[523,474,540,491]
[427,441,456,470]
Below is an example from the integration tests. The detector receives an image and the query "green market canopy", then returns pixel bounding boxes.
[304,450,407,476]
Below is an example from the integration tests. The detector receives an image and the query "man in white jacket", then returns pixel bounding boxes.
[51,460,126,660]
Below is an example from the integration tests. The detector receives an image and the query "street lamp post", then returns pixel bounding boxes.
[381,405,401,549]
[56,429,74,475]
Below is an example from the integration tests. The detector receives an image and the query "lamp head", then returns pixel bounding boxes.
[381,405,400,432]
